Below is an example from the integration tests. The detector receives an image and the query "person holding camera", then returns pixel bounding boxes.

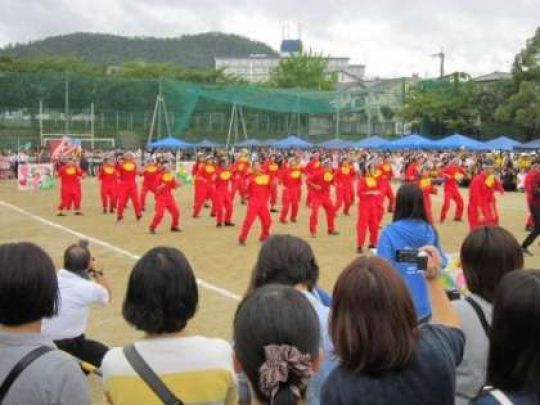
[42,241,112,369]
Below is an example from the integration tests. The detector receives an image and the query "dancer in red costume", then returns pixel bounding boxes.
[214,157,235,227]
[304,153,320,208]
[378,157,395,213]
[140,158,161,211]
[116,152,142,222]
[307,158,339,238]
[356,164,382,253]
[334,157,356,216]
[202,156,217,216]
[262,155,280,212]
[418,168,438,224]
[468,162,498,230]
[149,162,181,234]
[279,156,303,224]
[439,159,466,223]
[231,153,250,204]
[97,156,117,214]
[56,158,85,216]
[238,161,272,245]
[404,157,420,182]
[192,155,207,218]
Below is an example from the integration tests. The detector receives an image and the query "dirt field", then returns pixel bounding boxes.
[1,178,539,404]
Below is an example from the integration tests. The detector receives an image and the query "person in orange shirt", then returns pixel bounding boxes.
[279,156,303,224]
[56,158,85,216]
[231,153,250,204]
[378,157,395,213]
[149,161,181,233]
[97,156,117,214]
[335,157,356,216]
[214,157,235,227]
[116,152,142,222]
[418,167,438,224]
[262,155,281,212]
[239,161,272,245]
[439,159,466,223]
[307,158,339,238]
[139,158,161,211]
[404,157,420,182]
[192,154,207,218]
[356,164,382,253]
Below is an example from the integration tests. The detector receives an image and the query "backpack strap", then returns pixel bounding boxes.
[483,387,514,405]
[123,345,183,405]
[465,296,491,337]
[0,346,55,402]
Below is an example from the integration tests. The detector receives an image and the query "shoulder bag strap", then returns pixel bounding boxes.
[465,296,491,337]
[487,388,514,405]
[0,346,55,402]
[123,344,183,405]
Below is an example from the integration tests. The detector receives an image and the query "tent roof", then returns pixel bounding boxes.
[386,134,438,150]
[235,138,262,147]
[195,138,222,148]
[482,136,521,151]
[516,138,540,150]
[434,133,484,150]
[147,136,193,149]
[354,136,391,149]
[318,138,354,149]
[272,135,313,149]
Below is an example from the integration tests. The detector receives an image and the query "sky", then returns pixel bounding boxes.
[0,0,538,78]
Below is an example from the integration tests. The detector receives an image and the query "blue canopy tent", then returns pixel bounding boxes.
[386,134,438,150]
[515,139,540,150]
[272,136,313,149]
[235,138,262,147]
[354,136,392,149]
[195,138,223,148]
[434,133,484,150]
[147,136,193,149]
[261,139,277,146]
[482,136,521,151]
[318,138,354,149]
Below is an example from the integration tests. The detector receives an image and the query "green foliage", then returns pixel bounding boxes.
[0,32,278,68]
[267,50,337,90]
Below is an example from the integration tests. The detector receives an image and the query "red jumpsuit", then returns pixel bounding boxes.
[263,161,280,209]
[231,158,250,203]
[378,162,395,212]
[117,161,142,220]
[485,176,504,225]
[468,172,497,230]
[304,159,321,207]
[98,164,117,212]
[57,164,84,211]
[308,168,337,235]
[140,165,161,211]
[439,165,465,222]
[214,166,234,225]
[335,164,356,215]
[404,162,420,182]
[374,170,388,223]
[203,164,217,214]
[279,165,303,223]
[192,162,207,217]
[239,173,272,243]
[419,177,437,224]
[525,169,536,227]
[149,172,180,231]
[356,175,382,249]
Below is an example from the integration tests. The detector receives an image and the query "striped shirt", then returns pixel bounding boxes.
[101,336,238,405]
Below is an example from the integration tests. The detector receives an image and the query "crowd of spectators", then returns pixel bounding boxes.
[1,182,539,404]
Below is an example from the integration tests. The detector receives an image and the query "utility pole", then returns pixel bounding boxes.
[64,71,69,135]
[430,47,445,78]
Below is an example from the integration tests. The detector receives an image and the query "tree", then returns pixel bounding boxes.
[267,50,336,90]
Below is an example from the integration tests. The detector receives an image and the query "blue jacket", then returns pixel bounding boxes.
[377,219,448,320]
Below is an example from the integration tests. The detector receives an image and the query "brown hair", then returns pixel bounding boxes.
[460,226,523,303]
[330,256,418,375]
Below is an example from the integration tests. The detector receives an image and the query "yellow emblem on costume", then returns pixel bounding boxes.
[454,173,464,181]
[255,174,270,185]
[269,163,278,172]
[220,171,231,181]
[162,173,174,182]
[66,167,76,175]
[420,178,431,188]
[104,166,114,175]
[291,170,301,179]
[205,165,215,173]
[485,175,495,187]
[323,172,333,182]
[237,163,245,171]
[314,162,320,168]
[123,162,135,171]
[146,166,157,173]
[373,169,382,178]
[365,177,376,188]
[341,167,350,175]
[383,164,391,171]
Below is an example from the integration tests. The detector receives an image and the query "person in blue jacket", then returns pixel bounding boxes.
[377,183,448,322]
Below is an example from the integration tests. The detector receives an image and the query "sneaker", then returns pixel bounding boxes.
[136,215,142,222]
[74,212,83,216]
[368,245,376,249]
[149,229,156,234]
[102,209,107,214]
[453,218,463,222]
[217,223,223,228]
[224,222,235,227]
[239,239,246,246]
[310,233,317,238]
[270,208,279,213]
[356,247,363,254]
[171,227,182,233]
[117,216,123,222]
[57,212,66,217]
[522,247,533,256]
[328,230,340,236]
[279,219,288,224]
[291,218,297,223]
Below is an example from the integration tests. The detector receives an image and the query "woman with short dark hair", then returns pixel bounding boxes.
[234,285,321,405]
[0,242,89,405]
[473,270,540,404]
[454,226,524,405]
[322,254,464,405]
[101,246,238,405]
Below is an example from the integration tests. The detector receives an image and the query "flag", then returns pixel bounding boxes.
[49,137,82,161]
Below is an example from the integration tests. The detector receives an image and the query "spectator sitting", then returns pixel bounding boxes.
[473,270,540,404]
[42,241,111,369]
[247,234,335,404]
[0,242,89,405]
[322,253,464,405]
[377,183,448,322]
[234,285,321,405]
[101,246,238,405]
[454,226,524,405]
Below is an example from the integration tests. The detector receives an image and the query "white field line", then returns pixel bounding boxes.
[0,200,241,302]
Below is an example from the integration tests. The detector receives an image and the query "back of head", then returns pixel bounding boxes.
[330,256,417,375]
[234,285,320,405]
[460,226,523,303]
[487,269,540,393]
[393,183,429,223]
[249,235,319,293]
[122,246,198,334]
[0,242,58,326]
[63,244,91,274]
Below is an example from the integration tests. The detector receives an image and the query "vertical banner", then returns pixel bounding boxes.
[18,163,55,191]
[176,161,194,184]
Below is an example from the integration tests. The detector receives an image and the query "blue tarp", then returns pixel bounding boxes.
[516,139,540,150]
[318,138,354,149]
[195,138,223,148]
[483,136,522,151]
[235,138,262,147]
[386,134,438,150]
[147,136,193,149]
[433,133,484,150]
[354,136,392,149]
[272,135,313,149]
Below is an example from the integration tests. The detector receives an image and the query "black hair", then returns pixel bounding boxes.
[393,183,429,223]
[249,234,319,293]
[234,285,320,405]
[64,244,91,273]
[0,242,58,325]
[122,246,198,334]
[486,270,540,395]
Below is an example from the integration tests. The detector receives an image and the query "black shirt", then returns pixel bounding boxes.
[321,324,465,405]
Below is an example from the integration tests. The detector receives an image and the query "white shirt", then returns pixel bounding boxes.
[42,269,109,340]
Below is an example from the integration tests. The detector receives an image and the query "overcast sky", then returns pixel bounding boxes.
[0,0,538,78]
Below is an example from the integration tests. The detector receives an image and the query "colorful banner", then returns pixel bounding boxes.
[175,161,194,184]
[18,163,55,191]
[49,136,82,162]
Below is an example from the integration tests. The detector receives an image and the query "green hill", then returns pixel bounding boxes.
[0,32,278,68]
